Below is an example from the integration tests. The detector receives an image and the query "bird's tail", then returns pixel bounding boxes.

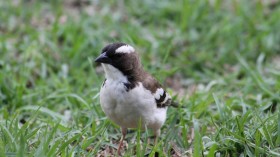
[170,101,184,108]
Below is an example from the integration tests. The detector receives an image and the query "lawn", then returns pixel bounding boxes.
[1,0,280,156]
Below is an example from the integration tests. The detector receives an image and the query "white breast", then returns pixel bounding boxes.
[100,80,167,130]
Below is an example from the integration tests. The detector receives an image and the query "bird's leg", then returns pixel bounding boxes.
[154,136,158,146]
[154,129,160,146]
[117,127,127,155]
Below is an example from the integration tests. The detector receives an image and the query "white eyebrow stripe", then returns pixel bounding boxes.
[115,45,135,54]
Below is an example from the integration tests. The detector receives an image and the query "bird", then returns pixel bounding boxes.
[95,42,178,155]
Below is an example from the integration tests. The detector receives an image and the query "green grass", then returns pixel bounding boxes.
[1,0,280,156]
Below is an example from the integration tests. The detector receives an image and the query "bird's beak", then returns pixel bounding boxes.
[95,52,111,64]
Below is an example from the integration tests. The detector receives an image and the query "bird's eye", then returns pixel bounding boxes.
[115,54,122,58]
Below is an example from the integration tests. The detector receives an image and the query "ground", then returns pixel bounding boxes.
[0,0,280,156]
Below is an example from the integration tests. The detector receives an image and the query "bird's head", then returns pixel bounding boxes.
[95,42,142,81]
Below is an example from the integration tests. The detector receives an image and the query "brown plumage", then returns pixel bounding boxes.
[95,42,179,155]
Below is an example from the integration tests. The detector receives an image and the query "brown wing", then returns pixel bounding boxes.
[141,73,172,108]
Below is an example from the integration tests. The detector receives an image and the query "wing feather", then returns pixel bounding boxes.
[141,73,172,108]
